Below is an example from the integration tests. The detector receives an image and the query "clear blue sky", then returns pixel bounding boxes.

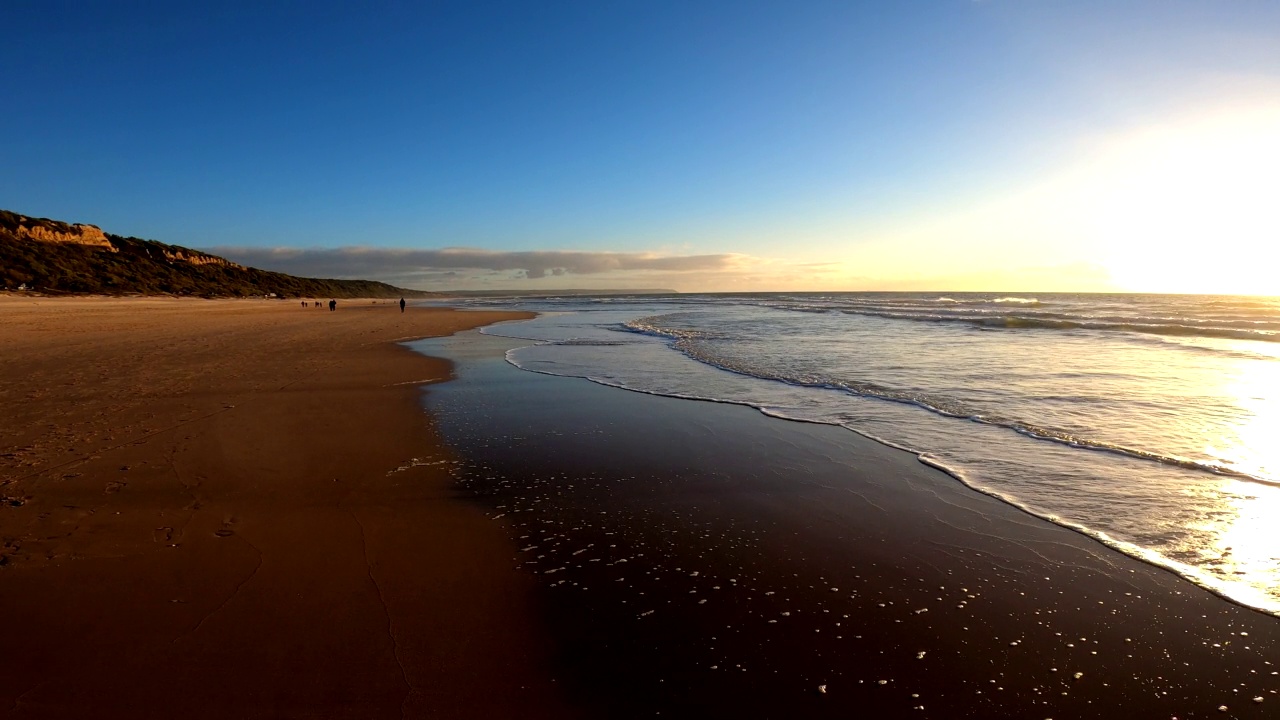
[5,1,1278,291]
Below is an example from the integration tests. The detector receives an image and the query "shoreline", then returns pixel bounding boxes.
[508,356,1280,621]
[493,310,1280,621]
[0,297,575,718]
[419,327,1280,718]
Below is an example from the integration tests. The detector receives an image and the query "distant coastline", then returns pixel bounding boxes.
[0,209,434,299]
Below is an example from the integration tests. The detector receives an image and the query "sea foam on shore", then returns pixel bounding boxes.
[437,293,1280,617]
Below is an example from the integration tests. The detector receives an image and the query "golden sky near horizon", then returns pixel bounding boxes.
[775,97,1280,296]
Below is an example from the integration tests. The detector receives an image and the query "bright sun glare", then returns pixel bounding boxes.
[1089,106,1280,296]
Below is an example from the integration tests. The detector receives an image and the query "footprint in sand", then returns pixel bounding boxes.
[214,516,238,537]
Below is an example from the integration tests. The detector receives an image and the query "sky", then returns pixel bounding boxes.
[4,1,1279,293]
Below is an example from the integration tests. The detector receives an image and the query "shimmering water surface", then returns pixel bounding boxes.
[447,293,1280,615]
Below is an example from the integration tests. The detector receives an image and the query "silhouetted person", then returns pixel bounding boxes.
[329,299,336,312]
[399,297,406,313]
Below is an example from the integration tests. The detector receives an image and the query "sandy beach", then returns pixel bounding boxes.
[0,297,573,719]
[4,297,1279,719]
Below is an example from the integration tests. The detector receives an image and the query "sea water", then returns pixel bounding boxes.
[445,292,1280,616]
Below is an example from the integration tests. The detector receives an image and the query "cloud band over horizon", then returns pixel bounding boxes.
[205,243,1118,294]
[207,245,762,289]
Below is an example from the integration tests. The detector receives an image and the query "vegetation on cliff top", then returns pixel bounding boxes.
[0,210,435,298]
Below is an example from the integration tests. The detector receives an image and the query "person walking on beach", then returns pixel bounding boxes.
[329,299,336,312]
[399,297,406,313]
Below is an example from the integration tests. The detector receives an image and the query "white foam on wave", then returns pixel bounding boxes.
[912,456,1280,617]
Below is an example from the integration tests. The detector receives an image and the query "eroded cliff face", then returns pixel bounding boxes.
[1,211,245,269]
[161,249,244,269]
[14,219,116,251]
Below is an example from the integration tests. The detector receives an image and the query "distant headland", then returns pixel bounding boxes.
[0,209,435,299]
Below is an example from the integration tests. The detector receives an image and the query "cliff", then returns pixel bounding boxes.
[0,209,435,299]
[13,218,115,250]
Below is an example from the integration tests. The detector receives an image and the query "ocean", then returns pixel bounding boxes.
[444,292,1280,616]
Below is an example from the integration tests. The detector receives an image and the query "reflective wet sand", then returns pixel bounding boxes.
[421,329,1280,719]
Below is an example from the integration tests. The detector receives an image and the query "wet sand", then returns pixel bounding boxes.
[0,297,575,719]
[419,329,1280,719]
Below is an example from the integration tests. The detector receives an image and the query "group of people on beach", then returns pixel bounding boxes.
[298,298,406,313]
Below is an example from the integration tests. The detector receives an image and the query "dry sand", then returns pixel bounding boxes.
[0,296,573,719]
